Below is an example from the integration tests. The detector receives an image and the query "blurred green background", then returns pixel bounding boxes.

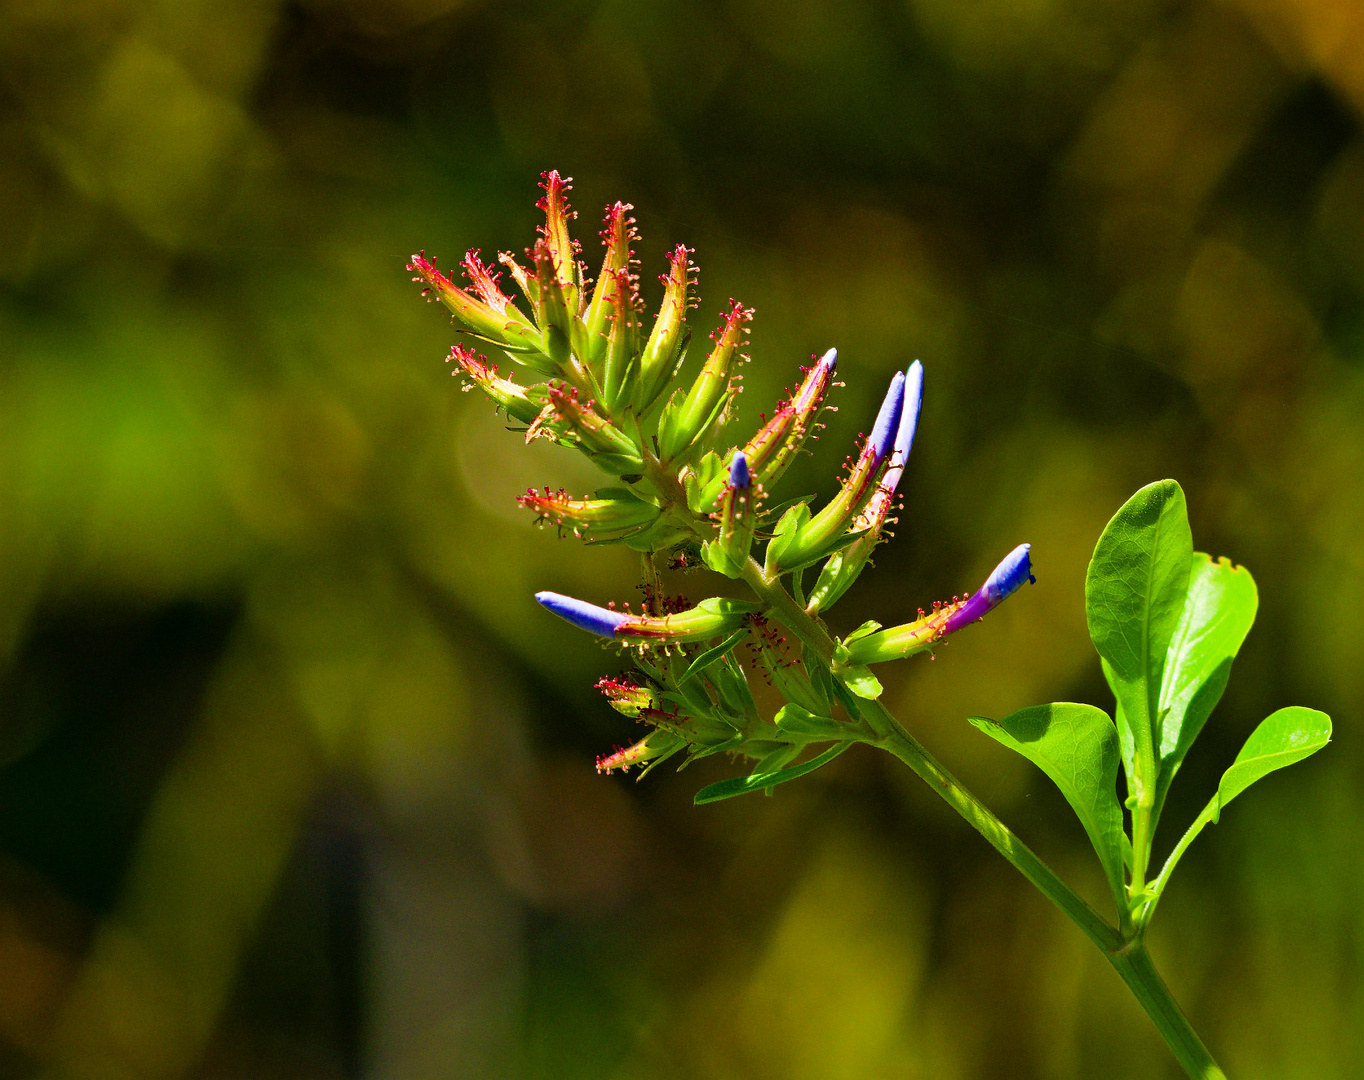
[0,0,1360,1077]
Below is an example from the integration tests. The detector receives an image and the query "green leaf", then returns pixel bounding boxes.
[1143,706,1331,923]
[677,629,750,686]
[1152,553,1258,824]
[969,703,1127,907]
[1215,706,1332,813]
[693,741,853,804]
[1085,480,1192,788]
[773,703,844,739]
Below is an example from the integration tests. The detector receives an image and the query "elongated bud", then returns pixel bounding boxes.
[530,384,643,472]
[518,486,660,539]
[582,203,640,363]
[744,348,837,491]
[658,300,752,462]
[635,245,695,411]
[596,674,655,718]
[536,170,582,313]
[940,543,1034,635]
[409,253,549,364]
[807,361,924,612]
[460,249,537,332]
[536,592,760,642]
[600,268,642,413]
[841,544,1034,665]
[447,344,544,425]
[531,238,575,369]
[769,370,905,573]
[596,730,686,774]
[703,451,758,578]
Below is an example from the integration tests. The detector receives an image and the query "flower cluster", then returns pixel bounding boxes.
[411,172,1033,788]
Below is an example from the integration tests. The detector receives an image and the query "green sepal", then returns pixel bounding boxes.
[684,452,729,515]
[774,703,844,740]
[588,451,647,476]
[764,502,812,575]
[839,664,883,700]
[844,620,882,644]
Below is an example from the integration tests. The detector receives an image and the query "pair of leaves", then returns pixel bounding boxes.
[1085,481,1260,831]
[975,480,1330,920]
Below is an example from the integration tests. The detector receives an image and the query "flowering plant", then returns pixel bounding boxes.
[410,173,1329,1080]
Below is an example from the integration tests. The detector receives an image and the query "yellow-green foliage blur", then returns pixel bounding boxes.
[1,1,1360,1078]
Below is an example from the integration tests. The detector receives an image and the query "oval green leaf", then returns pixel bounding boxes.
[1085,480,1192,788]
[1217,706,1332,811]
[1153,553,1258,821]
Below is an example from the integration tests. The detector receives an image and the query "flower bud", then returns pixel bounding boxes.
[702,451,758,578]
[447,344,544,425]
[635,245,695,411]
[840,544,1034,665]
[536,591,761,642]
[581,202,640,366]
[531,383,643,472]
[596,730,686,774]
[807,361,923,612]
[518,486,660,539]
[658,300,752,463]
[743,348,837,491]
[531,238,575,369]
[536,170,583,314]
[768,370,905,573]
[409,252,549,365]
[600,268,643,414]
[596,674,655,718]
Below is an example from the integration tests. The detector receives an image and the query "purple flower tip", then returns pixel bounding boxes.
[869,370,906,462]
[983,544,1034,603]
[817,347,837,373]
[729,450,751,489]
[535,591,628,638]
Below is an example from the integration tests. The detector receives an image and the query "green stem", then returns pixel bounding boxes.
[871,705,1122,954]
[731,556,1224,1079]
[1107,941,1227,1080]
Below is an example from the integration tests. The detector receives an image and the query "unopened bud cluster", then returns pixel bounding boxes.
[411,172,1033,787]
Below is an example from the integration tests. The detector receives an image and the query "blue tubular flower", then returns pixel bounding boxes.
[841,544,1035,666]
[536,591,629,637]
[537,591,761,641]
[883,360,923,494]
[729,449,751,489]
[941,544,1035,635]
[867,369,907,467]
